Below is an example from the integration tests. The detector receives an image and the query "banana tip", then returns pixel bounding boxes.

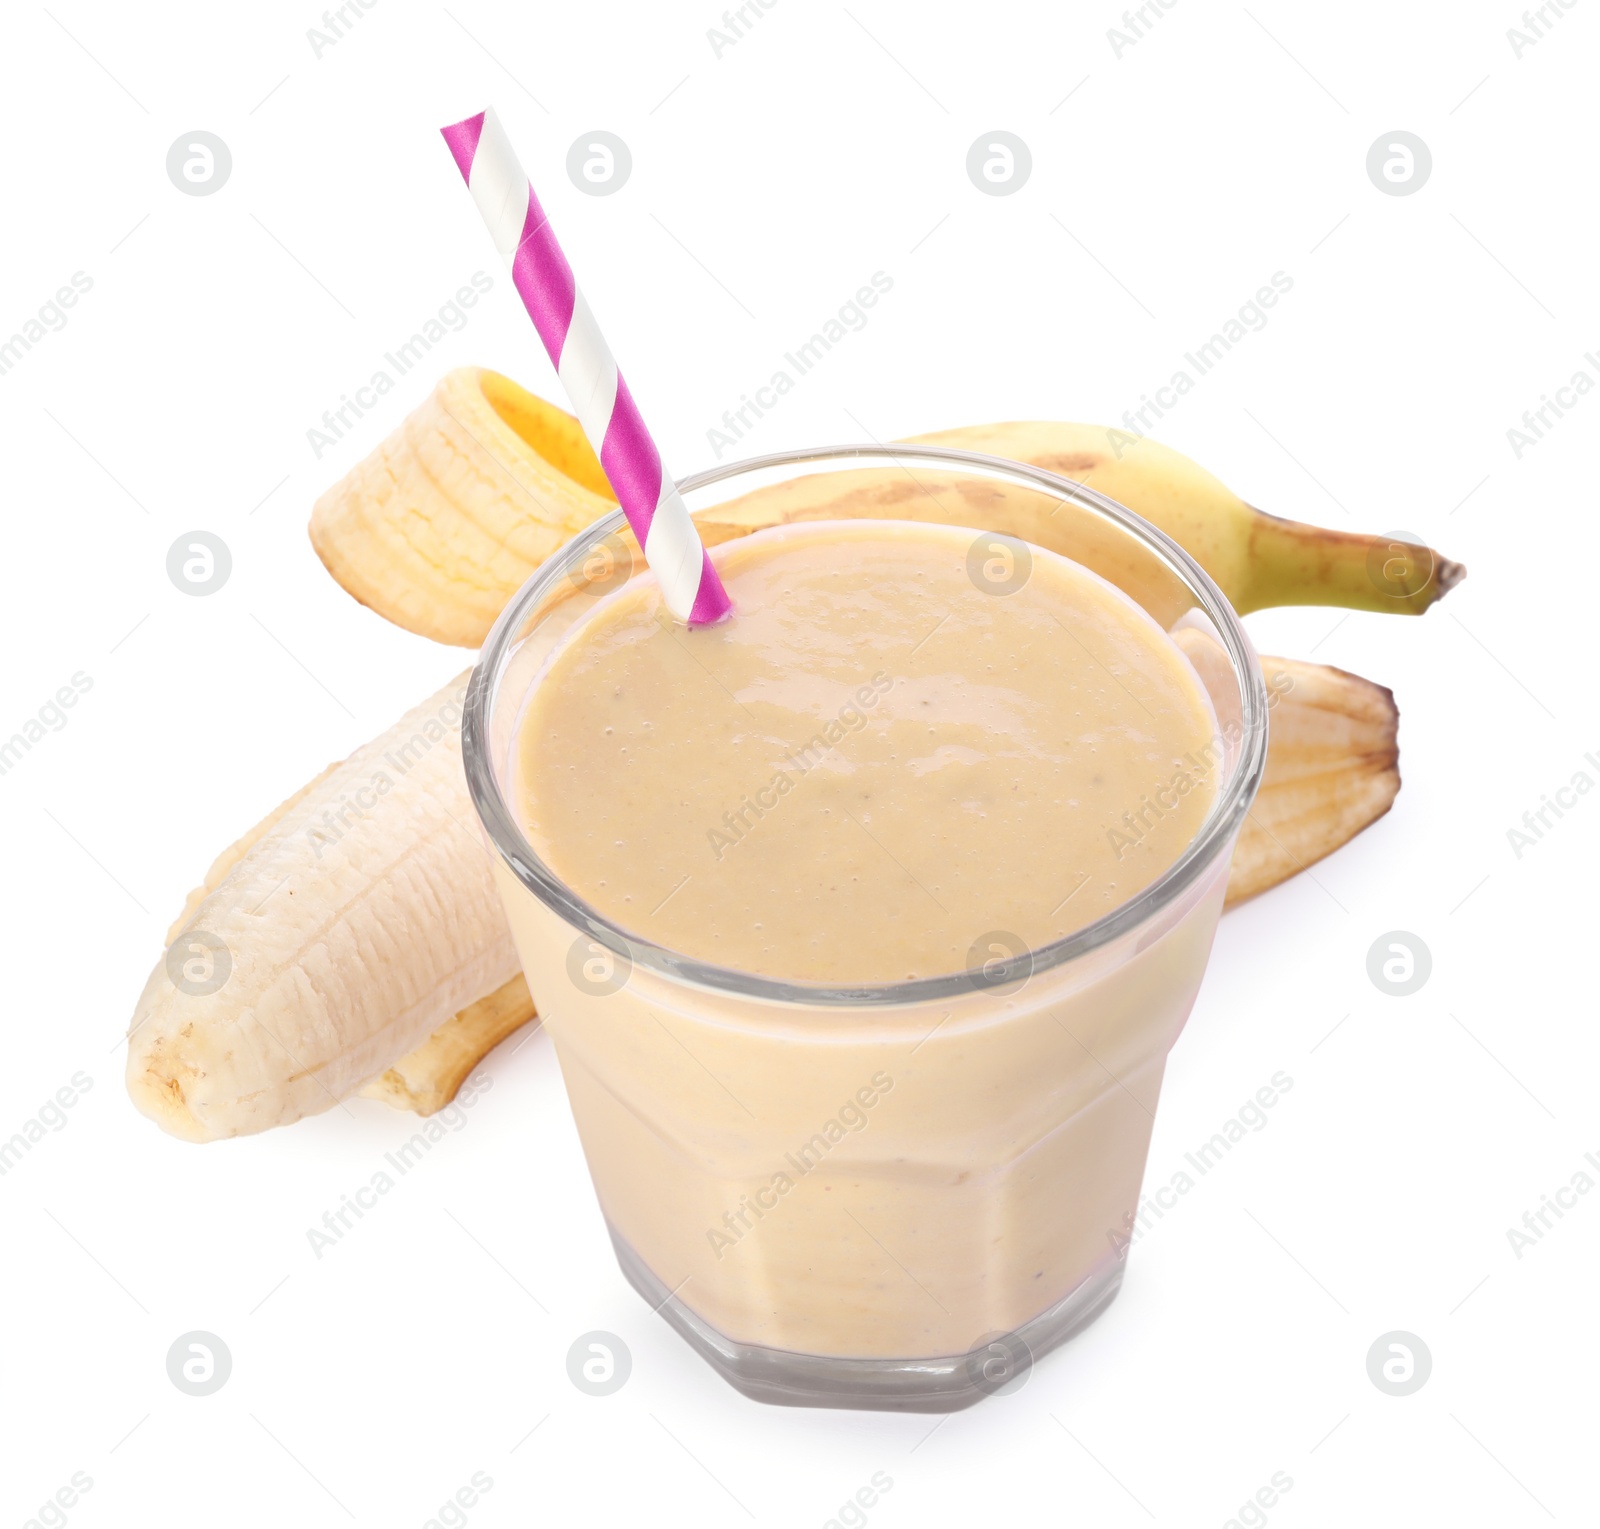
[1435,556,1467,598]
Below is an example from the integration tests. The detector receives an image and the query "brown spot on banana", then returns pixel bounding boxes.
[1029,452,1105,477]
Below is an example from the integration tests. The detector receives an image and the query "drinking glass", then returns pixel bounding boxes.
[464,446,1268,1410]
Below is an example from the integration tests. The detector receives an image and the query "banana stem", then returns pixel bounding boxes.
[1239,509,1465,616]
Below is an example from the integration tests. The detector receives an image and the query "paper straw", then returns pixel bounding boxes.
[440,107,732,626]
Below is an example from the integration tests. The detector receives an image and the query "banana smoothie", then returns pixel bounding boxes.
[497,518,1227,1365]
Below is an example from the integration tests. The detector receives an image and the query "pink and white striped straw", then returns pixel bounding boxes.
[440,107,732,626]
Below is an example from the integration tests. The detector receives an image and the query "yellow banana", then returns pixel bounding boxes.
[308,368,1462,647]
[907,422,1461,618]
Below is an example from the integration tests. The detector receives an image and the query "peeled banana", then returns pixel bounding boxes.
[308,368,1462,648]
[126,673,521,1142]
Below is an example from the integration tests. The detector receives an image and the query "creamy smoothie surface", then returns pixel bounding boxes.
[516,519,1218,983]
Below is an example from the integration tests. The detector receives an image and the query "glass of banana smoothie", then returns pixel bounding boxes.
[465,446,1267,1410]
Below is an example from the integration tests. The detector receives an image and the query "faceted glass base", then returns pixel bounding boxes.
[609,1224,1125,1412]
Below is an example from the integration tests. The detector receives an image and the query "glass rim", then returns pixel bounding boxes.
[464,442,1270,1008]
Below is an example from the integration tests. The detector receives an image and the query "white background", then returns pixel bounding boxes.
[1,2,1594,1525]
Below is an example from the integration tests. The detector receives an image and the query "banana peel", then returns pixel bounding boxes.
[359,973,536,1115]
[1229,657,1399,905]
